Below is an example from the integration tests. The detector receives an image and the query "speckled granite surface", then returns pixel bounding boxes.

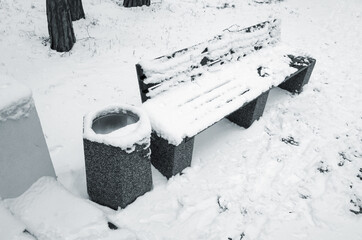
[227,90,269,128]
[150,133,194,179]
[279,57,316,93]
[84,139,152,209]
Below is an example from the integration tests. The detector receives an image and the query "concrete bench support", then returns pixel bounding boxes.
[279,59,316,93]
[227,90,270,128]
[150,133,194,179]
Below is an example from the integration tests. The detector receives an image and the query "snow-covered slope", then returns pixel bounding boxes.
[8,177,109,240]
[0,0,361,239]
[4,177,138,240]
[0,202,27,240]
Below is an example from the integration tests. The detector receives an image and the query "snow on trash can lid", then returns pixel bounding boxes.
[83,105,151,152]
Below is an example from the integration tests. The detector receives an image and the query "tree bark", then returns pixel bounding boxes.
[46,0,76,52]
[123,0,150,8]
[68,0,85,21]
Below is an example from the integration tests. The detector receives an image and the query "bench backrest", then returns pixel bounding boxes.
[136,19,281,102]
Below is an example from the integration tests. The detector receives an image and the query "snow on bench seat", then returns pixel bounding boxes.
[143,44,306,145]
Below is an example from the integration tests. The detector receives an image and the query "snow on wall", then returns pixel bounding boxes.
[0,76,33,122]
[83,104,151,152]
[8,177,109,240]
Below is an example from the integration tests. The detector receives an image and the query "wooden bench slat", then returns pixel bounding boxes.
[179,79,234,107]
[138,19,281,99]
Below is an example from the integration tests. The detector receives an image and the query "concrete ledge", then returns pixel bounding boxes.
[0,103,56,198]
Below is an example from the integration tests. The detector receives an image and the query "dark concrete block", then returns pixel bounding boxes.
[84,139,152,210]
[279,57,316,94]
[150,132,194,179]
[227,90,270,128]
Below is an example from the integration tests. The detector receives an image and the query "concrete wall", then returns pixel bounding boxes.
[0,105,56,199]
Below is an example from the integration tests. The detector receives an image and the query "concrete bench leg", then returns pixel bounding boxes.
[227,90,269,128]
[150,133,194,179]
[279,59,316,94]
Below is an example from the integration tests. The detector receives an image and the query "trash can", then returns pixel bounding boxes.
[83,105,152,210]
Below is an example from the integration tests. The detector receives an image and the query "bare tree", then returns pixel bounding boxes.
[123,0,150,8]
[46,0,76,52]
[68,0,85,21]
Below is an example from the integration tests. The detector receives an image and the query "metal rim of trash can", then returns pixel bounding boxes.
[83,104,151,150]
[91,110,140,135]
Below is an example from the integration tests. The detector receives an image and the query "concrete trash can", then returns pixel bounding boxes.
[83,105,152,209]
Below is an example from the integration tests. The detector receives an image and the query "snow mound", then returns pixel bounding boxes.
[0,201,26,240]
[8,177,109,240]
[83,104,151,152]
[0,76,33,122]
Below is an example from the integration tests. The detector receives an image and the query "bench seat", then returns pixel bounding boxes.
[136,19,316,178]
[143,44,312,145]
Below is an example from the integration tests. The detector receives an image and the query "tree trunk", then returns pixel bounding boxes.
[123,0,150,8]
[68,0,85,21]
[46,0,76,52]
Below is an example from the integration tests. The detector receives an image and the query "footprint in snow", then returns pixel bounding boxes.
[281,136,299,146]
[357,168,362,181]
[350,197,362,215]
[317,161,330,173]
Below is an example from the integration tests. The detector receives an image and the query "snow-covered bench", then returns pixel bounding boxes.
[136,19,316,178]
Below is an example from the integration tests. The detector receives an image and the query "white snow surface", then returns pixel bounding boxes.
[0,76,33,122]
[0,201,26,240]
[1,0,362,239]
[7,177,109,240]
[83,104,151,151]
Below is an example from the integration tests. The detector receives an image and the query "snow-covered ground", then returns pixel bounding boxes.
[1,0,362,239]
